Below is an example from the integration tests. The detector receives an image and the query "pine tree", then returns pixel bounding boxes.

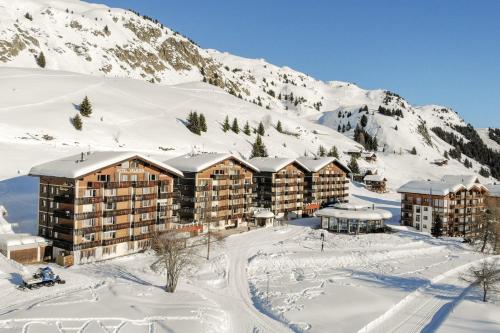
[199,113,207,132]
[444,150,449,159]
[231,118,240,133]
[337,124,341,132]
[348,156,360,174]
[479,167,490,178]
[257,121,265,136]
[104,25,110,35]
[318,145,326,157]
[79,96,92,117]
[276,120,283,133]
[394,125,398,131]
[36,52,46,68]
[243,121,251,135]
[410,147,417,155]
[327,146,339,158]
[360,114,368,128]
[71,114,82,130]
[250,135,268,158]
[222,115,230,132]
[464,158,472,168]
[432,215,443,238]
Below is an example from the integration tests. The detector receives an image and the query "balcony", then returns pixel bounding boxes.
[103,223,130,232]
[134,206,156,214]
[76,196,104,205]
[132,219,155,228]
[104,195,131,203]
[103,209,132,218]
[102,236,130,247]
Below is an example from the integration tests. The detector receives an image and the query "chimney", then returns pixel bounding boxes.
[80,152,85,162]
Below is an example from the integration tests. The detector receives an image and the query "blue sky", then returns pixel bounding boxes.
[90,0,499,128]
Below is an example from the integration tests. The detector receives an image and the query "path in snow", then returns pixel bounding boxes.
[195,225,305,333]
[359,259,492,333]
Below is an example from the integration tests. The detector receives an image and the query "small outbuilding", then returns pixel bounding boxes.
[0,205,51,264]
[316,203,392,233]
[254,209,275,227]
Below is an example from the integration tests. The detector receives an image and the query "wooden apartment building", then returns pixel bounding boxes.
[398,175,489,236]
[165,153,258,230]
[297,157,350,215]
[29,152,183,265]
[250,158,308,218]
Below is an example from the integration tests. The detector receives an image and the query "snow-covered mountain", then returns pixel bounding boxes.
[0,0,497,186]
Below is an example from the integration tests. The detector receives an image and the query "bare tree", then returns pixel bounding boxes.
[152,231,195,293]
[471,204,499,254]
[462,259,500,302]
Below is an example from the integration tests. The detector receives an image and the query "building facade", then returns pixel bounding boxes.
[317,203,392,233]
[166,153,257,230]
[29,152,183,264]
[398,175,489,236]
[364,175,387,193]
[297,157,350,215]
[250,158,308,218]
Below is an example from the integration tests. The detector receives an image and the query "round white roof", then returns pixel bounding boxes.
[254,211,275,218]
[316,207,392,220]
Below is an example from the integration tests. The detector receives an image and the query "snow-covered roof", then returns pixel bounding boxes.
[254,210,275,218]
[440,175,479,188]
[398,175,488,196]
[364,175,386,182]
[249,157,308,173]
[165,153,258,173]
[296,157,351,173]
[0,234,49,248]
[316,206,392,221]
[486,184,500,197]
[29,151,183,179]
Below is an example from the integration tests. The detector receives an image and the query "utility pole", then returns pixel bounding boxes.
[206,222,211,260]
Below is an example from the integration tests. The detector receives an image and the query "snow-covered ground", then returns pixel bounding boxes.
[0,185,497,333]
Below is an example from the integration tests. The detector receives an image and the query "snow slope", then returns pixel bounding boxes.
[0,0,497,184]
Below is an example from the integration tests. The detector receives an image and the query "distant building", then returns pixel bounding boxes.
[250,158,308,218]
[433,159,448,166]
[165,153,258,230]
[297,157,350,215]
[346,148,363,158]
[361,152,377,162]
[317,203,392,233]
[29,151,183,265]
[398,175,489,236]
[364,174,387,193]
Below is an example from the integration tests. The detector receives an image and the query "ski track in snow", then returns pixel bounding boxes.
[358,257,499,333]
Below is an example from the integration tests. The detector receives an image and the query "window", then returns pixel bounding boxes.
[103,217,115,225]
[130,174,138,181]
[105,202,116,210]
[83,234,95,242]
[149,174,157,181]
[82,219,95,227]
[98,175,110,182]
[416,215,420,222]
[141,213,149,221]
[141,226,149,234]
[130,160,138,168]
[423,216,428,221]
[103,231,116,239]
[423,207,428,212]
[121,175,129,181]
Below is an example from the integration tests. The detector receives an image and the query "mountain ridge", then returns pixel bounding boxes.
[0,0,498,183]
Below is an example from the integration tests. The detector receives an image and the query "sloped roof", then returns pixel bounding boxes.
[297,157,351,173]
[441,175,478,188]
[398,175,488,196]
[29,151,183,179]
[166,153,259,173]
[249,157,308,173]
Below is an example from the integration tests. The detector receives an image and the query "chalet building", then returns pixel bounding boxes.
[165,153,258,230]
[29,151,183,265]
[249,158,308,218]
[297,157,350,215]
[364,174,387,193]
[398,175,489,237]
[433,159,449,166]
[346,148,363,158]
